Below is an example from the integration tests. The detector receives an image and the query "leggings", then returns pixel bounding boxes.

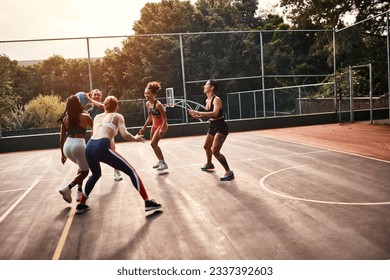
[84,138,148,200]
[63,137,89,171]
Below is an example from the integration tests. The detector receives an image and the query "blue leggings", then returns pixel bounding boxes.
[84,138,148,200]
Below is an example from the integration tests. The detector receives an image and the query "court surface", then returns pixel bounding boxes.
[0,122,389,260]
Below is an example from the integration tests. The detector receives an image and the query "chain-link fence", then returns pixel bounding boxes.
[335,11,390,123]
[1,13,389,135]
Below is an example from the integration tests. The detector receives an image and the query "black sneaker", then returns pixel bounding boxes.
[145,199,162,212]
[220,171,234,181]
[76,204,91,214]
[201,163,215,172]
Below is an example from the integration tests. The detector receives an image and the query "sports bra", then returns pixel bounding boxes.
[97,113,117,131]
[205,96,224,119]
[149,100,161,116]
[67,125,87,135]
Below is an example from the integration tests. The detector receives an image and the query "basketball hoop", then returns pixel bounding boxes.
[166,88,175,107]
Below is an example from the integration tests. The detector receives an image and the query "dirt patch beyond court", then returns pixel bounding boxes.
[259,121,390,162]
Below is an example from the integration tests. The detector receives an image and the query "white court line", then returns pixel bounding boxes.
[0,180,40,224]
[259,165,390,206]
[258,133,390,164]
[0,161,58,174]
[0,188,29,194]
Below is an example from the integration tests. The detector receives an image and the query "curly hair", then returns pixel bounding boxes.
[146,81,162,94]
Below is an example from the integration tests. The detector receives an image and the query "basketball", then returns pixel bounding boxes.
[75,92,88,107]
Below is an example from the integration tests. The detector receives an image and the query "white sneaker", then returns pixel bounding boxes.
[152,162,160,169]
[59,186,72,203]
[114,170,123,181]
[157,162,168,171]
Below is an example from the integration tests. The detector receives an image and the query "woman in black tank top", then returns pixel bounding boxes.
[189,80,234,181]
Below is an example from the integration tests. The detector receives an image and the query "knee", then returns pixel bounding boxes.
[80,170,89,180]
[211,147,220,157]
[150,141,159,149]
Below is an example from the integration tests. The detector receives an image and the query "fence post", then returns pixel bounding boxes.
[369,63,373,124]
[87,38,93,91]
[387,12,390,124]
[259,31,266,118]
[349,66,354,122]
[179,34,189,124]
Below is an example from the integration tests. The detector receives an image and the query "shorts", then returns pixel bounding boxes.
[151,117,168,135]
[208,118,228,136]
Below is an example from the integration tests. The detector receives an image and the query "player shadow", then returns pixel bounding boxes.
[106,209,163,259]
[54,206,72,221]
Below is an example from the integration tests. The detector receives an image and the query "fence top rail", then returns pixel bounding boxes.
[227,82,335,95]
[336,9,389,33]
[0,29,333,44]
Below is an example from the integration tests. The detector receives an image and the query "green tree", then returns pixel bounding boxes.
[24,94,64,129]
[279,0,389,30]
[0,55,20,129]
[37,55,69,100]
[133,0,200,34]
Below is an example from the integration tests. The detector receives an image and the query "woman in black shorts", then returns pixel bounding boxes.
[189,80,234,181]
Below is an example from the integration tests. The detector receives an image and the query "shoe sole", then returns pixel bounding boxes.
[76,205,91,214]
[59,190,72,203]
[157,166,168,171]
[201,168,215,172]
[114,177,123,181]
[220,176,235,181]
[145,205,162,212]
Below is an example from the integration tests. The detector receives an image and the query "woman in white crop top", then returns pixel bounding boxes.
[75,96,162,214]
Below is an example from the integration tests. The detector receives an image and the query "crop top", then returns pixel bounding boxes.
[67,125,87,135]
[205,96,224,119]
[96,113,118,131]
[149,100,161,116]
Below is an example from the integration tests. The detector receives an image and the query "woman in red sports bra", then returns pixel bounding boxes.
[139,81,169,171]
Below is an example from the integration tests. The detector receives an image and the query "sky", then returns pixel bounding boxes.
[0,0,280,60]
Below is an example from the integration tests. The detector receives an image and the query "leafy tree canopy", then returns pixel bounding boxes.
[280,0,389,31]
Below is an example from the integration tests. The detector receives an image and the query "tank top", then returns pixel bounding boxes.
[149,100,161,116]
[205,96,224,119]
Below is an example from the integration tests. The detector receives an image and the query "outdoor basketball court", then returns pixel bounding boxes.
[0,125,389,260]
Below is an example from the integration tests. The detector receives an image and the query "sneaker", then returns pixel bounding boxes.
[145,199,162,212]
[157,162,168,171]
[114,170,123,181]
[152,162,160,169]
[201,163,215,172]
[220,171,235,181]
[76,190,82,202]
[76,204,91,214]
[59,186,72,203]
